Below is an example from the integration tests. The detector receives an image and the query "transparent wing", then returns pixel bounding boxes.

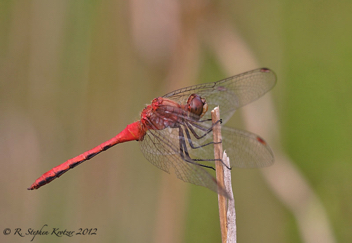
[139,122,273,195]
[141,120,274,170]
[221,126,274,168]
[139,128,227,195]
[163,68,276,124]
[181,123,274,168]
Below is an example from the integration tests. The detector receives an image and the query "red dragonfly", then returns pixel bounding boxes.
[28,68,276,194]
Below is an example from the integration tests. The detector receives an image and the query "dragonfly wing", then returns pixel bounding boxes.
[221,126,274,168]
[139,127,179,173]
[163,68,276,124]
[164,119,274,169]
[139,128,226,195]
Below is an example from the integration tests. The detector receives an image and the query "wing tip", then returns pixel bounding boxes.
[260,67,271,73]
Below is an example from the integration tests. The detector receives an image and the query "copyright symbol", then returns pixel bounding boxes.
[3,228,11,235]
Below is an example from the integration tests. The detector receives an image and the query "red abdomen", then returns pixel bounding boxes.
[28,121,143,190]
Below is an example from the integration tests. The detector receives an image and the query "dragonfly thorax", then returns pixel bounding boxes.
[141,97,186,130]
[140,94,208,131]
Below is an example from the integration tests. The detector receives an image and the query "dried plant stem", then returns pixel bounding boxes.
[223,151,236,243]
[211,107,227,243]
[212,107,237,243]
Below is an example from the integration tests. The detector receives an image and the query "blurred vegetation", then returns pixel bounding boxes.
[1,1,351,243]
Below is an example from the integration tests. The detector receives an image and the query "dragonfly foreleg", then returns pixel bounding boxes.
[196,118,223,124]
[185,119,222,139]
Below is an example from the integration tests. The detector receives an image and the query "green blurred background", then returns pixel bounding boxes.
[1,1,351,242]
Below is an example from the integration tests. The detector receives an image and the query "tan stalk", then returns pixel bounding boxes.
[211,107,227,243]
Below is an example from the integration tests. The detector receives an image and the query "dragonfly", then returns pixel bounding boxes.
[28,68,276,195]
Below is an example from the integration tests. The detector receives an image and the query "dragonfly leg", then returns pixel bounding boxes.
[197,118,223,124]
[185,119,222,139]
[186,122,222,141]
[178,127,216,170]
[183,124,221,149]
[178,127,231,170]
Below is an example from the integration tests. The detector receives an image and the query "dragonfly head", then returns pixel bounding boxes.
[187,94,208,120]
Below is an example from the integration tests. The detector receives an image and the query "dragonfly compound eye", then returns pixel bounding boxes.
[187,94,208,118]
